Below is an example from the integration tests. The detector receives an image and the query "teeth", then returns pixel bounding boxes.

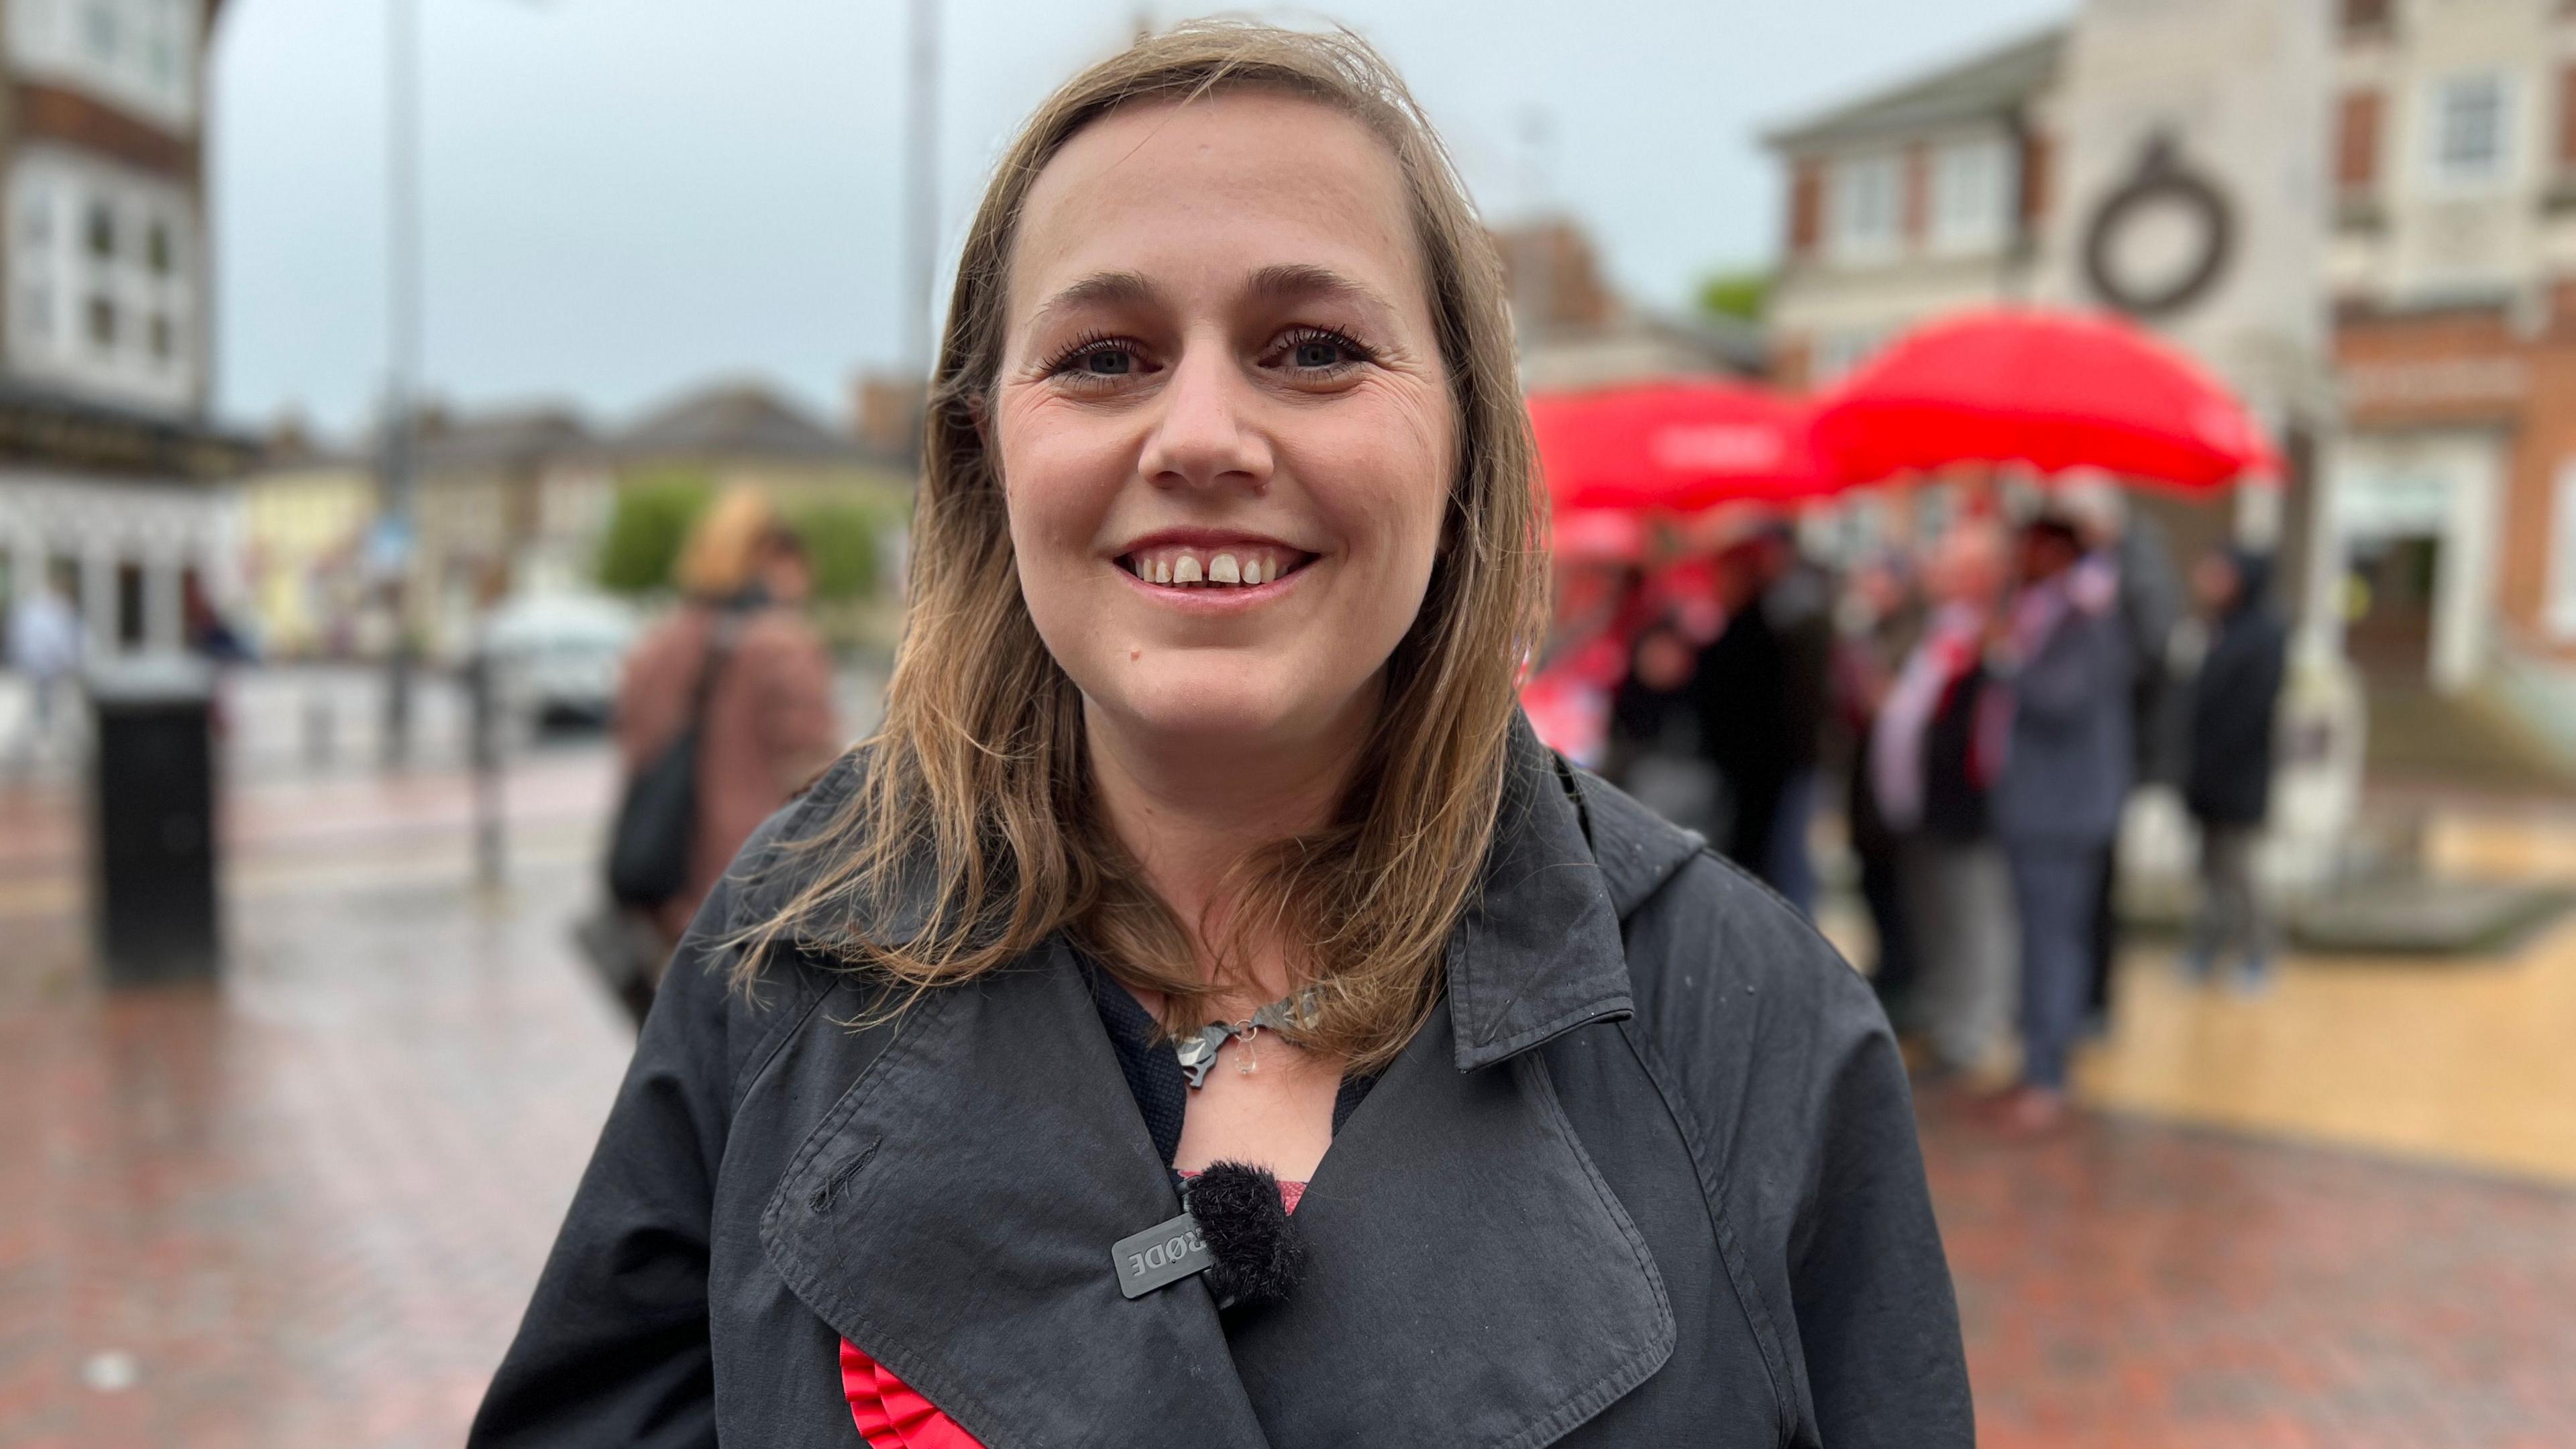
[1124,547,1295,586]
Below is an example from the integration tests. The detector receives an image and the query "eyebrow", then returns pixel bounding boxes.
[1026,263,1399,331]
[1028,270,1161,329]
[1242,262,1399,319]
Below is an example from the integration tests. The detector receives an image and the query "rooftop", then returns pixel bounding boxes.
[609,380,867,464]
[1762,25,2067,151]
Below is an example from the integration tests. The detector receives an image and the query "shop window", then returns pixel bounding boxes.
[115,561,144,648]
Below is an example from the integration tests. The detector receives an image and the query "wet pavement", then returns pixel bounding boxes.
[4,747,2574,1448]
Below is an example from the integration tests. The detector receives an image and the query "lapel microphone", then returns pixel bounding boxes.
[1188,1161,1305,1311]
[1112,1160,1307,1311]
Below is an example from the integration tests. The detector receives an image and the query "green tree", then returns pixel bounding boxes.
[1695,268,1772,325]
[784,500,879,602]
[596,471,713,595]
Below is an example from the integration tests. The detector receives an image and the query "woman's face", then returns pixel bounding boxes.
[994,91,1454,767]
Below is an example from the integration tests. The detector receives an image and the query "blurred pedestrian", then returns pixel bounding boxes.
[1872,523,2015,1076]
[604,489,839,992]
[1762,527,1835,916]
[2059,481,2184,1028]
[1833,551,1925,1024]
[1607,619,1723,837]
[2182,547,2287,991]
[6,578,82,771]
[1686,518,1813,894]
[477,25,1968,1446]
[1991,513,2132,1132]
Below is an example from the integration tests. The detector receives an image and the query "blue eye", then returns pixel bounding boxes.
[1083,347,1132,375]
[1292,339,1346,369]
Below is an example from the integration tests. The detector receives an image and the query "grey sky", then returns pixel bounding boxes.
[209,0,2065,436]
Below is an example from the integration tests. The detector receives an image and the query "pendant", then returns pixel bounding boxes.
[1175,1024,1231,1089]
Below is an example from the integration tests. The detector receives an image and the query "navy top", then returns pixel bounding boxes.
[1079,957,1375,1167]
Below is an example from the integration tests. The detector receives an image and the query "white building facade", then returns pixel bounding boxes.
[0,0,244,663]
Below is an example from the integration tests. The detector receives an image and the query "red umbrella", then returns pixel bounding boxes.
[1528,378,1832,515]
[1810,309,2281,490]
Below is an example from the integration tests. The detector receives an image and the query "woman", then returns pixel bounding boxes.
[474,25,1968,1448]
[613,488,840,948]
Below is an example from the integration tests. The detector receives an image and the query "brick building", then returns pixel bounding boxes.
[1766,1,2576,709]
[0,0,250,660]
[1495,215,1764,391]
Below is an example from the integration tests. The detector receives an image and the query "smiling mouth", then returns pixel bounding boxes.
[1117,544,1316,589]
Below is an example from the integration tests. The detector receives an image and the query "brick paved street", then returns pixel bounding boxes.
[5,751,2575,1447]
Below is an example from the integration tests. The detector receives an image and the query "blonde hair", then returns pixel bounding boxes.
[737,21,1547,1072]
[674,486,782,600]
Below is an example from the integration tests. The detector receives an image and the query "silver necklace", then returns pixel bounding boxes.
[1172,989,1322,1089]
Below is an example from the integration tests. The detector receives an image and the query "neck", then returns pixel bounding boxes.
[1085,683,1379,996]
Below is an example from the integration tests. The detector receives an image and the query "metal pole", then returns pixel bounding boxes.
[902,0,939,392]
[381,0,422,765]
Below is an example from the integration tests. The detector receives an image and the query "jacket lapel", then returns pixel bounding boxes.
[1222,722,1675,1446]
[1226,1007,1675,1447]
[759,940,1273,1449]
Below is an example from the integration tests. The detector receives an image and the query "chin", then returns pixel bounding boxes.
[1090,656,1359,755]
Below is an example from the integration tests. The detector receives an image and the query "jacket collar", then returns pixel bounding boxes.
[1443,716,1639,1069]
[753,718,1682,1448]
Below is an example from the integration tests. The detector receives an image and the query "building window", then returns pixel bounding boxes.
[2430,72,2511,185]
[10,0,198,125]
[1815,325,1892,384]
[2559,66,2576,176]
[2338,89,2383,191]
[1788,158,1823,258]
[83,0,119,61]
[2552,462,2576,639]
[115,559,145,649]
[9,154,197,403]
[17,285,52,342]
[1930,136,2014,251]
[1830,152,1904,260]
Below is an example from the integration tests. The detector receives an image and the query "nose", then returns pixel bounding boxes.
[1136,346,1271,494]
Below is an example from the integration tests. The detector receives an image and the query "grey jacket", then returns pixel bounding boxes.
[1992,585,2134,846]
[470,723,1972,1448]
